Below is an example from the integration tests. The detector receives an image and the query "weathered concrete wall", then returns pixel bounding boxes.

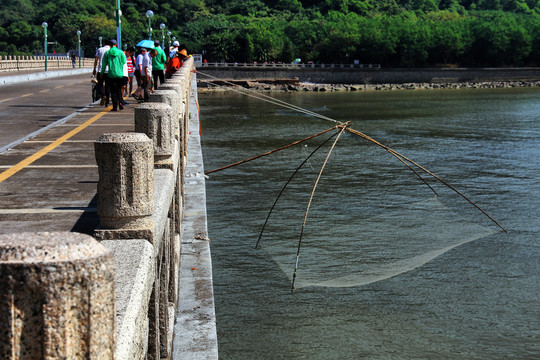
[197,66,540,84]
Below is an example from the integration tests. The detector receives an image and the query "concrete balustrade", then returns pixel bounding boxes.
[0,58,215,360]
[0,232,116,359]
[92,57,210,359]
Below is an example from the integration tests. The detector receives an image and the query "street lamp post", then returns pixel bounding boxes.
[167,31,172,51]
[42,22,48,71]
[116,0,122,49]
[160,23,166,48]
[99,36,102,47]
[146,10,154,40]
[77,30,81,68]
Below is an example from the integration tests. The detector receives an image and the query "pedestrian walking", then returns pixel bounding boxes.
[125,47,136,95]
[71,52,76,68]
[93,40,111,106]
[152,40,166,90]
[135,48,146,88]
[100,39,127,111]
[142,48,153,101]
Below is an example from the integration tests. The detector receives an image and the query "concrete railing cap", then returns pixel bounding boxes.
[136,102,172,110]
[96,132,151,144]
[0,232,109,263]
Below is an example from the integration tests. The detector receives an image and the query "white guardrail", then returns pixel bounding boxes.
[0,55,94,72]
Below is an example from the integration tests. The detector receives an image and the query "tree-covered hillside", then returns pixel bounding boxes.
[1,0,539,67]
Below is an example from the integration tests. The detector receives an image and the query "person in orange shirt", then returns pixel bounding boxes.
[165,48,188,79]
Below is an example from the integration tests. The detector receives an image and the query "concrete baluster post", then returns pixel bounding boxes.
[158,82,183,96]
[153,83,186,139]
[166,75,186,90]
[134,102,175,169]
[94,133,155,240]
[149,90,182,139]
[0,232,115,359]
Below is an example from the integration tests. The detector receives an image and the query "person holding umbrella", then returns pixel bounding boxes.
[100,39,127,111]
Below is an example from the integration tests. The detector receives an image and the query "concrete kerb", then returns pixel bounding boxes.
[0,68,92,86]
[173,73,218,359]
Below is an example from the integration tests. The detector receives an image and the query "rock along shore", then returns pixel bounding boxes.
[198,79,540,93]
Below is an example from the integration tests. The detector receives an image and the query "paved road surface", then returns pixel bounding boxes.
[0,74,136,234]
[0,73,94,148]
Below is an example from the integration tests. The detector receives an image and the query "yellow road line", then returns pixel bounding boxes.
[40,89,51,93]
[0,98,14,103]
[20,93,33,97]
[0,165,97,169]
[57,123,132,127]
[25,140,96,143]
[55,85,63,89]
[0,207,97,214]
[0,107,111,183]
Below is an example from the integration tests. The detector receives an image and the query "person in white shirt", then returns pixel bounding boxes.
[135,48,147,87]
[93,41,111,106]
[141,48,153,101]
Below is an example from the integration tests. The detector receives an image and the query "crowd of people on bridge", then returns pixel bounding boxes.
[92,39,189,111]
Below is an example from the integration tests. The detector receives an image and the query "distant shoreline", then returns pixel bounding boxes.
[198,79,540,93]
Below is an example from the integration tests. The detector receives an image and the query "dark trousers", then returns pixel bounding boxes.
[108,77,124,110]
[152,69,165,90]
[97,73,110,99]
[142,75,152,101]
[134,69,142,87]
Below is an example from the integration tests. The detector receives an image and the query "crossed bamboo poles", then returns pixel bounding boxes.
[198,70,507,291]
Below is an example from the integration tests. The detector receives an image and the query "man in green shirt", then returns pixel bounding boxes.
[152,40,167,90]
[101,39,127,111]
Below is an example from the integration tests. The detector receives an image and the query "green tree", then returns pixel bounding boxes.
[469,12,531,65]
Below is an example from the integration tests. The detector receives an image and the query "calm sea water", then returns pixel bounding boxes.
[199,88,540,359]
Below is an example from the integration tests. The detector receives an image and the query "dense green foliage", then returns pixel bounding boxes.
[1,0,539,66]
